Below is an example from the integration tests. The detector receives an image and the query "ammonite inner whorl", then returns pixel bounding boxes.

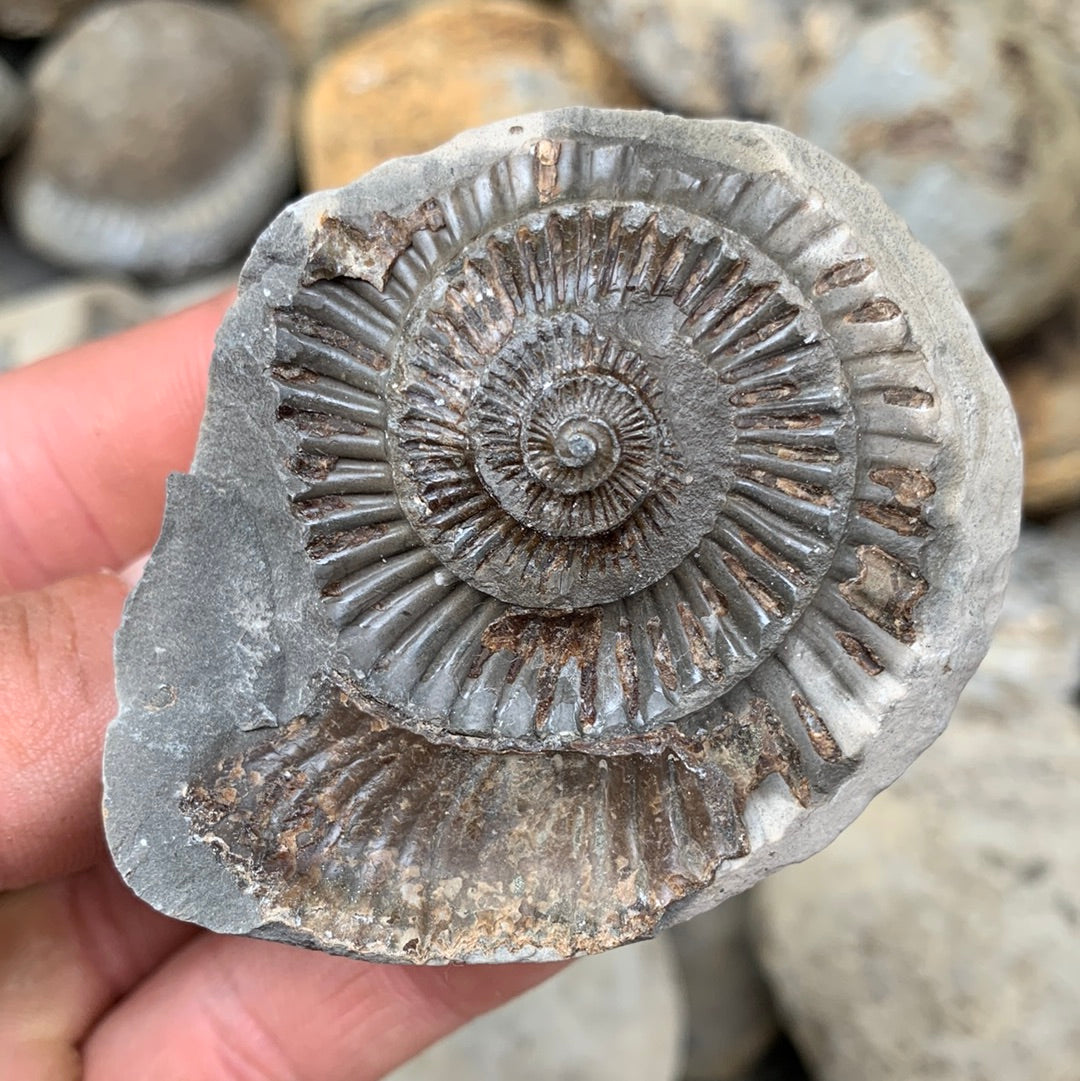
[103,109,1021,964]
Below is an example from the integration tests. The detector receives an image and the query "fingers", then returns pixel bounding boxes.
[84,934,563,1081]
[0,861,196,1081]
[0,291,232,595]
[0,572,128,891]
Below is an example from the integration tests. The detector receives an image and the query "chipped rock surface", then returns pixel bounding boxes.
[299,0,640,189]
[1000,296,1080,515]
[5,0,295,280]
[751,516,1080,1081]
[668,895,778,1081]
[103,109,1019,964]
[778,0,1080,342]
[386,938,685,1081]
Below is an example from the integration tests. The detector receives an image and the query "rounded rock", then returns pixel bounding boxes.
[6,0,295,280]
[778,1,1080,342]
[103,109,1021,965]
[299,0,641,191]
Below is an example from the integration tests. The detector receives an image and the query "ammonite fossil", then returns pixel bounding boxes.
[103,109,1021,963]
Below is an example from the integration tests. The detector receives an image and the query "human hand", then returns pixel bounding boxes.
[0,293,561,1081]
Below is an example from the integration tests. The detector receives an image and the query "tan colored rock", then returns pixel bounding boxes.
[1022,0,1080,100]
[246,0,422,67]
[299,0,641,191]
[1000,299,1080,515]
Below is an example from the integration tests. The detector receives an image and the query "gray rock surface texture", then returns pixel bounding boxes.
[103,108,1021,964]
[0,223,65,303]
[751,515,1080,1081]
[5,0,295,280]
[385,937,686,1081]
[570,0,810,120]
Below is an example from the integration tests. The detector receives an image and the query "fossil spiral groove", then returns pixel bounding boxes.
[103,110,1021,964]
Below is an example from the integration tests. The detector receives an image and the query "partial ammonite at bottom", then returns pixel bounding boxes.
[102,108,1021,963]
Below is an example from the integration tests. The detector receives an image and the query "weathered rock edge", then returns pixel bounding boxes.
[103,109,1021,963]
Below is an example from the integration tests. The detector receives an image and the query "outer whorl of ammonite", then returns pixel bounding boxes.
[5,0,294,280]
[103,110,1021,964]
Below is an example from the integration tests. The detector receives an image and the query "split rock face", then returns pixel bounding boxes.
[103,109,1021,964]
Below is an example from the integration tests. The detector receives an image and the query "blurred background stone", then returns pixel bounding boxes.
[0,55,27,156]
[750,516,1080,1081]
[145,265,238,318]
[0,0,94,38]
[777,0,1080,343]
[5,0,295,280]
[246,0,423,68]
[668,895,779,1081]
[0,223,64,300]
[1023,0,1080,97]
[999,297,1080,516]
[0,278,149,371]
[299,0,641,190]
[569,0,813,119]
[384,937,686,1081]
[571,0,1080,344]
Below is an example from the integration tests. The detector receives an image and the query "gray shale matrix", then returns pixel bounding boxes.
[104,109,1021,964]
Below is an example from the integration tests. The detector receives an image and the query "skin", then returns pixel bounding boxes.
[0,292,562,1081]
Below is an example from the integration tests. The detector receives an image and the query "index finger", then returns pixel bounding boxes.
[0,291,233,595]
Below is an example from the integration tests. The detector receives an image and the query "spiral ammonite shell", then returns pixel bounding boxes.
[103,109,1021,963]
